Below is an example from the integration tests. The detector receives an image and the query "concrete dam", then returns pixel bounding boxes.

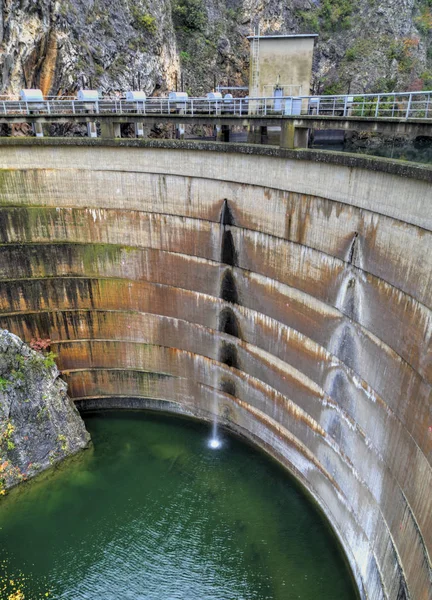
[0,138,430,599]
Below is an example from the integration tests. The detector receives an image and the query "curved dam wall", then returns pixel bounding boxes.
[0,139,430,600]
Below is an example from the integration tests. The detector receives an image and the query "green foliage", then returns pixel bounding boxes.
[387,37,419,75]
[322,81,346,95]
[7,441,15,451]
[43,351,57,369]
[350,96,398,117]
[415,7,432,34]
[370,77,398,93]
[172,0,207,31]
[10,368,25,383]
[297,0,352,34]
[296,9,319,32]
[345,47,358,62]
[420,70,432,87]
[131,6,157,34]
[226,7,241,21]
[180,50,191,63]
[341,38,378,67]
[137,13,157,33]
[387,40,404,62]
[320,0,352,31]
[0,377,8,391]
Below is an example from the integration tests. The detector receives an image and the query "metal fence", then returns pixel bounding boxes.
[0,91,431,119]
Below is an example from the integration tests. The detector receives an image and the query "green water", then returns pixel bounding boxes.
[0,411,358,600]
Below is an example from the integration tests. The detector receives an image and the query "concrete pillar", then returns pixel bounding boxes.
[135,122,144,138]
[100,121,120,138]
[176,124,185,140]
[280,121,309,149]
[214,125,221,140]
[33,122,44,138]
[280,121,295,149]
[247,125,261,144]
[295,127,309,149]
[87,122,97,138]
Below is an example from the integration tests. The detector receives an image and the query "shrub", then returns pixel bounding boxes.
[320,0,352,31]
[296,9,319,32]
[137,13,157,34]
[322,81,346,95]
[297,0,352,34]
[43,351,57,369]
[345,47,357,62]
[420,70,432,88]
[172,0,207,31]
[416,8,432,35]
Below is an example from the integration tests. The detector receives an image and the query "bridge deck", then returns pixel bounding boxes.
[0,112,430,135]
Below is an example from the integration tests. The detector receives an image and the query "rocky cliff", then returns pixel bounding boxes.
[0,0,430,98]
[0,329,90,493]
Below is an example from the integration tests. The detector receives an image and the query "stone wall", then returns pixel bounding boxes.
[0,140,430,599]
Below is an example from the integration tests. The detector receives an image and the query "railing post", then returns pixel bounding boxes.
[33,122,44,137]
[332,97,335,116]
[2,101,6,115]
[46,101,51,115]
[72,100,75,114]
[375,95,380,118]
[426,93,430,119]
[405,93,412,119]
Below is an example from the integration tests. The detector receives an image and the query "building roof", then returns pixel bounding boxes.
[247,34,318,40]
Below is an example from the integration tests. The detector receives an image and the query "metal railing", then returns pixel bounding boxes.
[0,91,431,120]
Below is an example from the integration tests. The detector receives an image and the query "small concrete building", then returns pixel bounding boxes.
[247,34,318,98]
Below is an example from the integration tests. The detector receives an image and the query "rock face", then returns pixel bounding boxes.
[0,0,430,98]
[0,329,90,493]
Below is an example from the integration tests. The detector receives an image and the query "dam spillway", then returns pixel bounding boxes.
[0,138,430,599]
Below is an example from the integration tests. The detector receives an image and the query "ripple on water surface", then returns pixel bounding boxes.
[0,411,358,599]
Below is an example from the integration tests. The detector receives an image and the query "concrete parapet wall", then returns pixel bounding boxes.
[0,140,430,600]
